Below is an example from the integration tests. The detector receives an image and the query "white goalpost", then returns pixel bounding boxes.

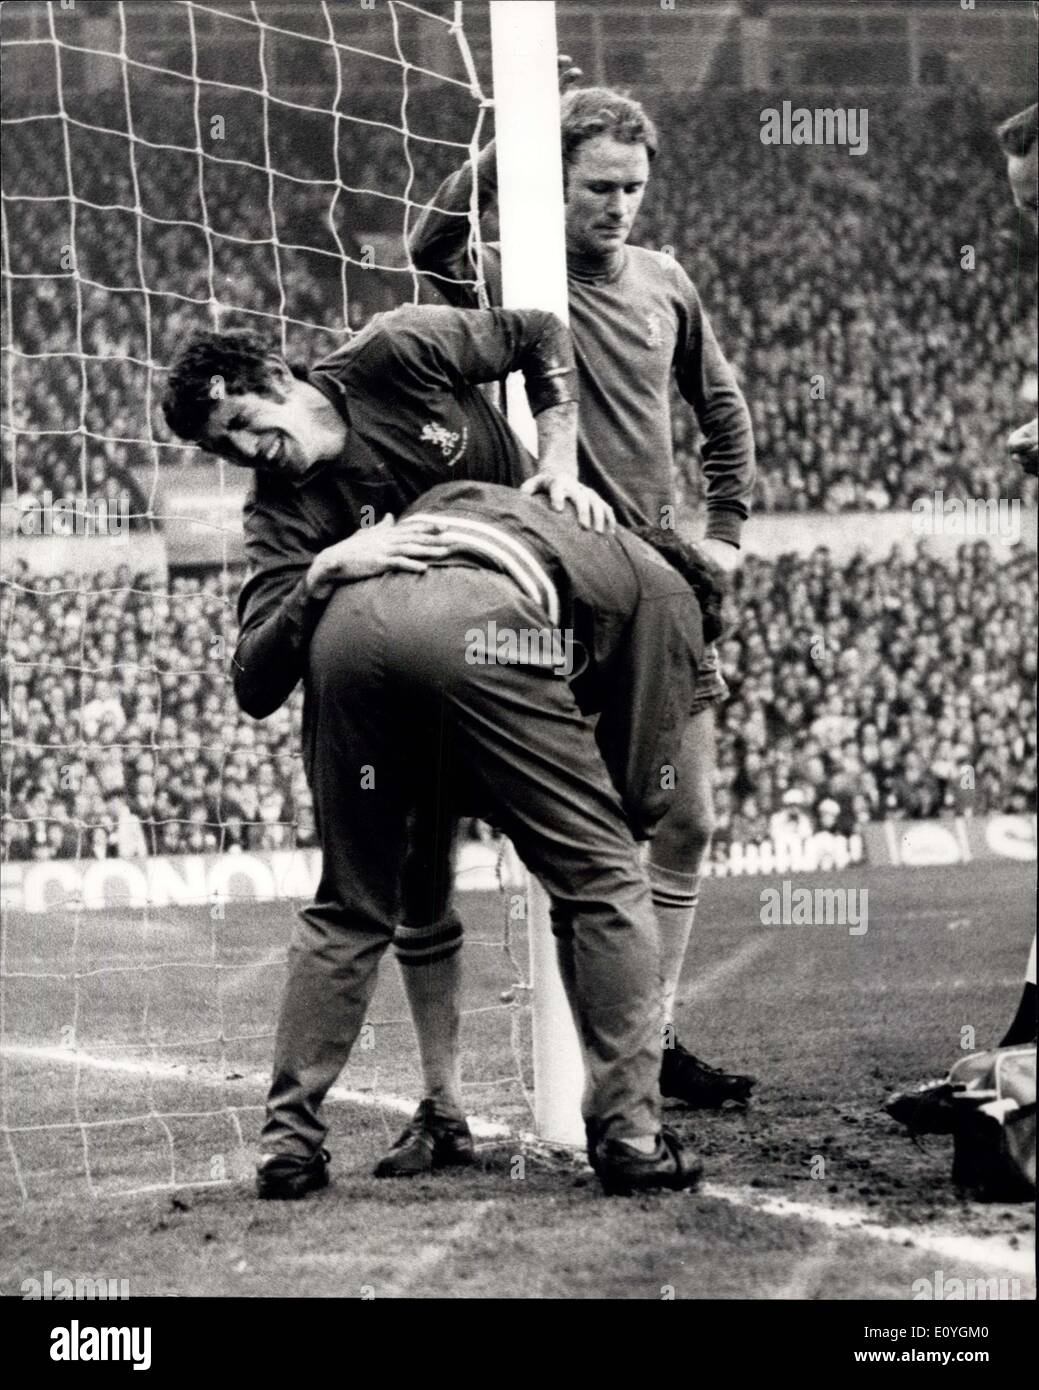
[0,0,584,1202]
[489,0,585,1148]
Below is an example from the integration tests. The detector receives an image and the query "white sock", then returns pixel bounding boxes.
[396,950,463,1112]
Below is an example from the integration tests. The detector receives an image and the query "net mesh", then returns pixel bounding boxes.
[0,0,535,1202]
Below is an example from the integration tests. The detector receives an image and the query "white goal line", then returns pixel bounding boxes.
[4,1040,1032,1283]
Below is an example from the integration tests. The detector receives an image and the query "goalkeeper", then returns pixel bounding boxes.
[256,477,725,1197]
[163,306,693,1188]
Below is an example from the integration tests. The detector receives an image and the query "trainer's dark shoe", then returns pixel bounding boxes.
[660,1042,755,1108]
[373,1099,476,1178]
[595,1128,704,1197]
[885,1079,959,1134]
[256,1147,330,1200]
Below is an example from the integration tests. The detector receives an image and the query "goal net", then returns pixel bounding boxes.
[0,0,542,1201]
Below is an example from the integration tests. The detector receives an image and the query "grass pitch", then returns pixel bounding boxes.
[1,860,1034,1298]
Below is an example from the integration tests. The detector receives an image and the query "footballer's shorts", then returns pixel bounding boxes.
[688,642,728,717]
[261,565,663,1158]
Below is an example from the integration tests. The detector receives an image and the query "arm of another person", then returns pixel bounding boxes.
[409,50,580,303]
[409,142,502,308]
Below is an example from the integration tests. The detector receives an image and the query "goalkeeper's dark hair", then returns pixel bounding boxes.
[627,525,733,646]
[560,87,658,172]
[161,328,305,444]
[996,103,1038,158]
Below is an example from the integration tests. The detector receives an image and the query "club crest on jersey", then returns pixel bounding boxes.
[644,312,665,349]
[420,421,466,467]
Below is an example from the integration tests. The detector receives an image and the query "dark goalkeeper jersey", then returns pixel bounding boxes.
[233,303,576,719]
[410,143,755,539]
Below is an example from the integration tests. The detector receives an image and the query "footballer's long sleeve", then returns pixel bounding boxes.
[353,303,576,417]
[409,142,502,308]
[231,496,328,720]
[673,276,756,548]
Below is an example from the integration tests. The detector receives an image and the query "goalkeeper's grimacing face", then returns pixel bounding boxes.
[200,359,346,478]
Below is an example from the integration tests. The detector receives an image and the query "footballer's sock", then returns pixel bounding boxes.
[999,983,1037,1048]
[649,861,701,1035]
[395,943,464,1114]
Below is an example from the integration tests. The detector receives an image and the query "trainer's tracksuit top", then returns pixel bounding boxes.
[232,303,574,720]
[409,141,755,540]
[400,478,705,839]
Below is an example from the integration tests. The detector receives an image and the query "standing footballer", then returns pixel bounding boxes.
[405,79,757,1133]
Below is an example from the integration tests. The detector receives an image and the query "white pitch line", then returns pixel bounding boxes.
[6,1042,1034,1282]
[682,934,776,1004]
[1,1043,511,1140]
[703,1183,1035,1280]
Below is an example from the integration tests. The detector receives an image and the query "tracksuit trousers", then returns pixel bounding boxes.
[260,565,663,1157]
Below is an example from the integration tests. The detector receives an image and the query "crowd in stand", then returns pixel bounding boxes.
[713,538,1036,858]
[2,538,1034,862]
[0,85,467,529]
[643,88,1037,513]
[2,87,1035,517]
[0,559,315,862]
[2,80,1037,859]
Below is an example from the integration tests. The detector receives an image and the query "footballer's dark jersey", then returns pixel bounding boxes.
[233,303,576,718]
[400,480,704,837]
[410,145,755,540]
